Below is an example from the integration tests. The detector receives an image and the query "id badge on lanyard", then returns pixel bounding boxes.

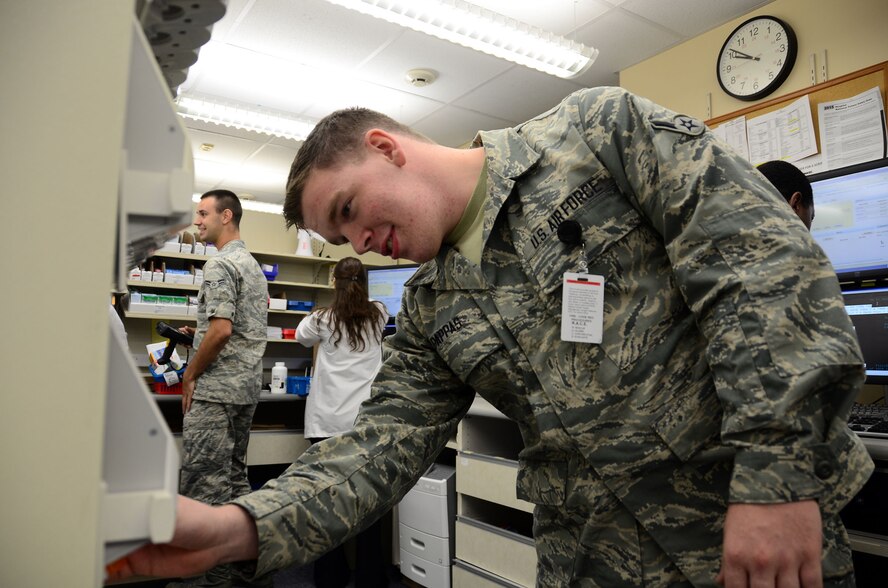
[554,219,604,343]
[561,272,604,343]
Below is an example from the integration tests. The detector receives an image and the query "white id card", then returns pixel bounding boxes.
[560,272,604,343]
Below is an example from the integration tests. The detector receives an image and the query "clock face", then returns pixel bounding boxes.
[717,16,797,101]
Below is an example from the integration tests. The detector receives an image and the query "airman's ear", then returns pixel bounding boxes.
[788,192,803,209]
[365,129,406,166]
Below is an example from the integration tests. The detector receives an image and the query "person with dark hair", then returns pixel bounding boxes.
[757,159,816,229]
[110,88,871,587]
[169,189,269,588]
[294,256,388,588]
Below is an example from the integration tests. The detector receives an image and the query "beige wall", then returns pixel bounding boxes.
[238,207,298,253]
[187,204,405,266]
[239,208,405,264]
[620,0,888,119]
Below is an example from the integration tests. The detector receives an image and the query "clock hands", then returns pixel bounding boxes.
[728,48,760,61]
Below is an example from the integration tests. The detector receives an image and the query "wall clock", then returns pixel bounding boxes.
[716,15,797,101]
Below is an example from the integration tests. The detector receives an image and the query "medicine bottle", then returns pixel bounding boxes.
[271,362,288,394]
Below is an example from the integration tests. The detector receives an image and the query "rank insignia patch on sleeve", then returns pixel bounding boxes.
[650,114,705,136]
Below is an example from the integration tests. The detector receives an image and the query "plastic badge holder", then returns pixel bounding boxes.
[286,376,311,396]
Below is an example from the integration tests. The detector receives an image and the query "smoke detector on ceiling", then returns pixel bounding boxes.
[405,68,438,87]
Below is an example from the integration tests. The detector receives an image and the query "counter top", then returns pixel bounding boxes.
[152,392,306,403]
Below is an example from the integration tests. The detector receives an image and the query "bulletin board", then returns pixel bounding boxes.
[706,61,888,150]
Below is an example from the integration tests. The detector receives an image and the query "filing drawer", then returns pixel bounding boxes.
[400,548,451,588]
[455,517,536,587]
[400,522,452,566]
[452,559,527,588]
[456,453,534,513]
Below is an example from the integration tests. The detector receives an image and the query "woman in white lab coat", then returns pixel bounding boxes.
[295,256,388,588]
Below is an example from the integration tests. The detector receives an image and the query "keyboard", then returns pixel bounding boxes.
[848,403,888,438]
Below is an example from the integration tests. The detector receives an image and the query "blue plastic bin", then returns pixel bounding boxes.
[261,263,278,281]
[286,300,314,312]
[286,376,311,396]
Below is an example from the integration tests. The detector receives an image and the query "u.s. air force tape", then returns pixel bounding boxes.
[650,114,705,136]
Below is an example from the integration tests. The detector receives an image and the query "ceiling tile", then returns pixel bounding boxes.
[355,30,512,104]
[621,0,775,37]
[220,0,403,71]
[180,42,325,115]
[412,106,516,148]
[454,68,585,124]
[463,0,611,35]
[170,0,777,206]
[297,81,446,128]
[186,127,264,165]
[225,144,298,203]
[569,10,683,86]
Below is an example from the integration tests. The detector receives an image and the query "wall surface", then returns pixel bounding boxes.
[238,207,297,253]
[187,205,403,265]
[620,0,888,119]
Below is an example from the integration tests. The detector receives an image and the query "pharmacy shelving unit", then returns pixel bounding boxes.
[122,248,339,467]
[452,397,538,587]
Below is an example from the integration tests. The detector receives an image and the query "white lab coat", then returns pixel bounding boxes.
[295,303,388,438]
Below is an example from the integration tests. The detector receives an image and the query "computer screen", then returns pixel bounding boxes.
[809,157,888,282]
[367,265,419,323]
[842,286,888,384]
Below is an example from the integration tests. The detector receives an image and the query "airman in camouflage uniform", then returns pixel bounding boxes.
[229,88,874,586]
[182,239,267,502]
[110,89,873,587]
[176,190,268,587]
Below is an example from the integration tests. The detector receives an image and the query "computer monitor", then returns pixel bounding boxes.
[842,286,888,385]
[808,157,888,282]
[367,265,419,328]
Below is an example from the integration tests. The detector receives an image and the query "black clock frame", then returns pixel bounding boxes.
[716,15,798,102]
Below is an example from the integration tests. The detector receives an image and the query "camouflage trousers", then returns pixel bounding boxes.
[176,399,259,588]
[180,399,257,503]
[532,455,857,587]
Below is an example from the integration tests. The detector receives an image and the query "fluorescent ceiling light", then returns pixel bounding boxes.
[177,94,315,142]
[323,0,597,79]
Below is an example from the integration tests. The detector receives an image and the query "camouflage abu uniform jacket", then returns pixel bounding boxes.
[194,239,267,404]
[234,88,873,584]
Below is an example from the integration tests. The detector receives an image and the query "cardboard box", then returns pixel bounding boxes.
[269,298,287,311]
[159,238,180,252]
[164,269,193,284]
[129,301,161,314]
